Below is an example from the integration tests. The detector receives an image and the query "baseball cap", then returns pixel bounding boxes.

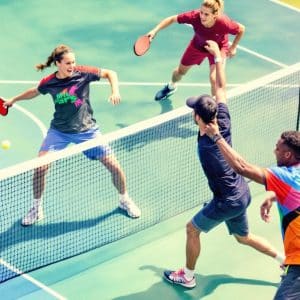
[186,94,217,123]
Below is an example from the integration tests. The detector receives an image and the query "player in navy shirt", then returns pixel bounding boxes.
[163,41,284,288]
[4,45,141,225]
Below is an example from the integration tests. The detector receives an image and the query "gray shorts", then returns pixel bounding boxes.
[192,192,251,236]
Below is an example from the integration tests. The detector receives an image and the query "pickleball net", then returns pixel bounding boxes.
[1,62,299,282]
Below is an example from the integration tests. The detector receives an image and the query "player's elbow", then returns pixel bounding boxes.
[238,24,245,35]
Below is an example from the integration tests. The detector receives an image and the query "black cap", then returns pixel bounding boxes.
[186,94,217,123]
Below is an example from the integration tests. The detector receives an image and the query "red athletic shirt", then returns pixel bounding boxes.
[177,10,240,51]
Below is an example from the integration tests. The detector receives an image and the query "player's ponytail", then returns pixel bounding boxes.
[36,45,73,71]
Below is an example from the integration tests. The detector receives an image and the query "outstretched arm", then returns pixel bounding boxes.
[147,15,178,41]
[205,119,266,184]
[3,87,40,108]
[100,69,121,105]
[204,40,226,104]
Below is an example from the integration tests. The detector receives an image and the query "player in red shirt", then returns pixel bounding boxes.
[146,0,245,100]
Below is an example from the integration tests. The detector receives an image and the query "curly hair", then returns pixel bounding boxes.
[281,130,300,160]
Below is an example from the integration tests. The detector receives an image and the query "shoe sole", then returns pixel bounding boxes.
[119,205,141,218]
[21,216,44,227]
[155,91,176,101]
[163,272,196,289]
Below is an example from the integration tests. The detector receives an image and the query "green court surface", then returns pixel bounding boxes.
[0,183,284,300]
[0,0,300,299]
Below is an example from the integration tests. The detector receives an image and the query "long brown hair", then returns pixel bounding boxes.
[35,44,73,71]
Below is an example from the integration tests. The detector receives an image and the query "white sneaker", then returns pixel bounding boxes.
[119,199,141,218]
[164,268,196,288]
[21,206,44,226]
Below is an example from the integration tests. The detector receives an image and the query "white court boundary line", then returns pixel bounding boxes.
[0,259,66,300]
[13,104,47,137]
[269,0,300,12]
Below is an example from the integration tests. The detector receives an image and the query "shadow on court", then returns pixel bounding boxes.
[0,208,126,253]
[113,265,279,300]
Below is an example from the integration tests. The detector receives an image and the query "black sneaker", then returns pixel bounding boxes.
[155,84,177,101]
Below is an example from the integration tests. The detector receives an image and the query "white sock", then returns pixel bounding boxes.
[167,82,176,90]
[33,198,42,208]
[120,192,130,203]
[184,267,194,280]
[275,253,285,264]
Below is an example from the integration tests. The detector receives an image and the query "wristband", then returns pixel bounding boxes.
[211,133,222,143]
[214,57,222,63]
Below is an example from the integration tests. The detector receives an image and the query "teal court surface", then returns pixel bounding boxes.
[0,0,300,299]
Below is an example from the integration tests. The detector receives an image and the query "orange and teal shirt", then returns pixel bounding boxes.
[265,164,300,265]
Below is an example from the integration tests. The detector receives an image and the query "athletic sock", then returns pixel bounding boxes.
[120,191,130,203]
[33,198,42,209]
[184,267,194,280]
[167,82,176,90]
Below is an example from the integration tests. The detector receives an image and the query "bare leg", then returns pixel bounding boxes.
[100,154,141,218]
[33,151,50,199]
[234,233,279,258]
[171,64,192,85]
[22,151,50,225]
[186,221,202,270]
[100,154,126,194]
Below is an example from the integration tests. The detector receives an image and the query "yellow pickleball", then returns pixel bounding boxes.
[1,140,11,150]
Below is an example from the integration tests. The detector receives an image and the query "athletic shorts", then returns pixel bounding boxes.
[180,42,227,66]
[40,127,112,160]
[274,265,300,300]
[191,191,251,236]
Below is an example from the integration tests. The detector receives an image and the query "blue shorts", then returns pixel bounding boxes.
[192,192,251,236]
[274,265,300,300]
[40,127,112,160]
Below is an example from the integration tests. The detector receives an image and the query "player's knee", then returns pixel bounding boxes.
[186,221,199,237]
[234,234,250,245]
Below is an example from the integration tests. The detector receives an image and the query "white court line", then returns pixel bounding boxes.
[0,259,67,300]
[0,80,239,87]
[269,0,300,12]
[13,104,47,137]
[236,44,287,68]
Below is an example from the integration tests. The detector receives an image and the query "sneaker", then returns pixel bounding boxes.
[163,268,196,288]
[155,84,177,101]
[21,206,44,226]
[119,199,141,218]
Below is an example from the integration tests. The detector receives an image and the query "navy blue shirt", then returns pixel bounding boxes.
[198,103,249,200]
[38,65,101,133]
